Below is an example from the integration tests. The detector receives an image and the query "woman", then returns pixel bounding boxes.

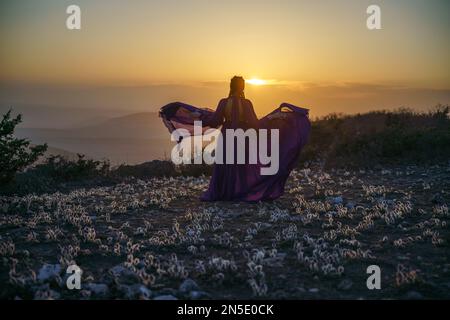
[159,76,311,202]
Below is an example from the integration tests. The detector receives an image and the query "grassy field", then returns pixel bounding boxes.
[1,163,449,299]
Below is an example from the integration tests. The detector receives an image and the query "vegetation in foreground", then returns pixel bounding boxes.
[0,164,449,299]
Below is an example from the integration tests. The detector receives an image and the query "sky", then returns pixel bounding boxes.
[1,0,449,123]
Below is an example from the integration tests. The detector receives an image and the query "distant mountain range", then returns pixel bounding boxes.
[16,112,175,165]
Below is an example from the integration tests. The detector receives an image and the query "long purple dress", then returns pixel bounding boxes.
[159,96,311,202]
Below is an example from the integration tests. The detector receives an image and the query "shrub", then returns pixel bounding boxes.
[0,154,111,196]
[299,105,450,168]
[33,154,110,182]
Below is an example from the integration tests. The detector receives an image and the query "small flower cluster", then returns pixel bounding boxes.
[0,238,15,256]
[294,234,344,277]
[395,264,419,287]
[433,204,448,217]
[245,250,268,297]
[362,184,389,197]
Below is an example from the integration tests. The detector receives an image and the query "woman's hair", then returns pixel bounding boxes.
[229,76,245,98]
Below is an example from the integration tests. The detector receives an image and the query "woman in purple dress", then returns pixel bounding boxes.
[159,76,311,202]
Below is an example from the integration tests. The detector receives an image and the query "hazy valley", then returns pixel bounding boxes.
[14,112,175,165]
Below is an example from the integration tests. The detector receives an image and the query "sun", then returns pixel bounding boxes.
[246,78,267,86]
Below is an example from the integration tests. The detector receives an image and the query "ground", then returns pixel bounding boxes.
[0,164,449,299]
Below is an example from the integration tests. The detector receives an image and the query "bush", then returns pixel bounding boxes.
[299,105,450,168]
[0,154,112,196]
[0,109,47,185]
[33,154,110,181]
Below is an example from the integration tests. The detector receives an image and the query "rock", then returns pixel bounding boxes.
[37,264,61,282]
[189,291,210,300]
[136,285,152,300]
[110,265,131,277]
[85,283,109,296]
[337,279,353,290]
[109,265,139,284]
[404,291,423,300]
[119,284,152,299]
[260,223,273,230]
[333,196,343,205]
[345,202,355,210]
[308,288,319,293]
[179,278,199,294]
[153,295,178,300]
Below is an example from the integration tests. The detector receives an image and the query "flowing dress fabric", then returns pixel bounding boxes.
[159,97,311,202]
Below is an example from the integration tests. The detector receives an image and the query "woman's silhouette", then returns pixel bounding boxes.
[160,76,311,202]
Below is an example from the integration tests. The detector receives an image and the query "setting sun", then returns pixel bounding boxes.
[246,78,267,86]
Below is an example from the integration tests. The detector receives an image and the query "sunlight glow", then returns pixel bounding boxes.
[246,78,267,86]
